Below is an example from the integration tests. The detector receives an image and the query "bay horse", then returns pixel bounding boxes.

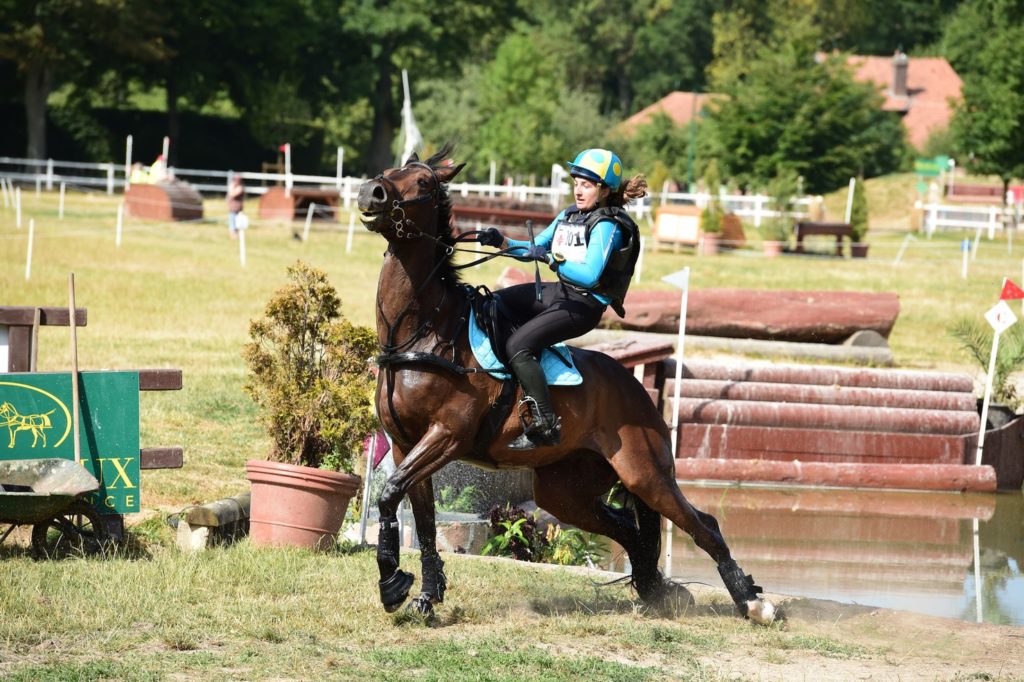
[357,146,775,625]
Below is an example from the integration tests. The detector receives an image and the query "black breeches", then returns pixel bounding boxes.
[501,281,606,360]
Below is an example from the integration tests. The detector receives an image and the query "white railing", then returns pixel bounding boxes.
[656,190,814,226]
[919,202,1016,238]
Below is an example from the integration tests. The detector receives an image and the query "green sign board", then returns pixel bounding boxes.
[915,155,951,177]
[0,371,140,513]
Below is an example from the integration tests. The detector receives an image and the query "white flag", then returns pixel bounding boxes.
[399,70,423,165]
[985,299,1017,334]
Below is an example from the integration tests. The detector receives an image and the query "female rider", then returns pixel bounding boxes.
[478,149,648,449]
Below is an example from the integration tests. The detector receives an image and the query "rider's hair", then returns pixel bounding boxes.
[607,175,648,208]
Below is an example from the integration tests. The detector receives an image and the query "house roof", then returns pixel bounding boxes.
[617,91,720,137]
[845,54,962,148]
[619,55,961,150]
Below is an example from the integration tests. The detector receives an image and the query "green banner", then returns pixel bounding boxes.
[914,158,941,176]
[0,371,140,513]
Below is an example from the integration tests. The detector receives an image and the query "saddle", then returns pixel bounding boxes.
[465,285,581,386]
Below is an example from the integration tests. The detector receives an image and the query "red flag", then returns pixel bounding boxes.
[278,143,290,152]
[1000,279,1024,300]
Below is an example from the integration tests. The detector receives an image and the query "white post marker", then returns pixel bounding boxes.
[844,177,856,224]
[106,163,115,195]
[25,219,34,280]
[972,226,983,260]
[962,239,969,279]
[125,134,133,189]
[239,229,247,268]
[346,213,355,254]
[973,516,983,623]
[284,143,292,198]
[303,203,314,241]
[15,186,21,228]
[893,233,915,265]
[662,267,690,456]
[46,159,53,191]
[1,178,8,209]
[342,144,350,189]
[35,175,41,197]
[59,182,66,219]
[116,202,124,247]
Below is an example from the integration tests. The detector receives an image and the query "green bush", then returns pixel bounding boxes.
[700,159,723,234]
[242,261,378,472]
[850,176,869,242]
[949,317,1024,411]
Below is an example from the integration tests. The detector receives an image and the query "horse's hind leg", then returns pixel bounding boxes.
[613,435,774,624]
[406,476,447,617]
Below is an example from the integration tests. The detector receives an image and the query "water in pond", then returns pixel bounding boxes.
[601,486,1024,626]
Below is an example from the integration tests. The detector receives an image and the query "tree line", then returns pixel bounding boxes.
[1,0,1020,192]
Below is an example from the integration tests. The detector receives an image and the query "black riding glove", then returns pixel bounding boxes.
[524,245,550,263]
[478,227,504,247]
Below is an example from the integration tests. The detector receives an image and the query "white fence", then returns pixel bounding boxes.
[0,154,829,225]
[919,202,1018,238]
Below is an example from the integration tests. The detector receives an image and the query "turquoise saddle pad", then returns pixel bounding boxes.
[468,307,582,385]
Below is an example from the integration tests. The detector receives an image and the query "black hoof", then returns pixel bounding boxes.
[717,559,762,618]
[408,595,436,619]
[380,569,415,613]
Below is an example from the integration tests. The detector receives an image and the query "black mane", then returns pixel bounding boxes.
[422,143,461,285]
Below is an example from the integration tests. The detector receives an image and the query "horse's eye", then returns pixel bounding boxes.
[417,179,427,187]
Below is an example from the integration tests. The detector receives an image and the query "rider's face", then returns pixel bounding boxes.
[573,177,608,211]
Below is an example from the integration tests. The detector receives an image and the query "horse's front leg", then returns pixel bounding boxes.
[406,476,446,618]
[376,423,459,613]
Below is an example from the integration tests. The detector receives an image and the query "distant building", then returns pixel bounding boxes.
[616,91,720,137]
[619,52,962,150]
[838,51,962,149]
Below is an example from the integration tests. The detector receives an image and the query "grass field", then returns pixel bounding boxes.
[2,183,1023,680]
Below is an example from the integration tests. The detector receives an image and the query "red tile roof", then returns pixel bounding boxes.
[617,91,720,137]
[845,55,962,148]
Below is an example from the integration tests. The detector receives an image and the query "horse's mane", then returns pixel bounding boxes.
[422,143,461,285]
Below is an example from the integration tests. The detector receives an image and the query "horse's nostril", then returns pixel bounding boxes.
[372,185,386,202]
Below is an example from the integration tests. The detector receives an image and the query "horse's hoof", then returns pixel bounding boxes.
[407,595,436,621]
[745,598,777,626]
[380,569,415,613]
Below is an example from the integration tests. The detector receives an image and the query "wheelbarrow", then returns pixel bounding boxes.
[0,458,109,559]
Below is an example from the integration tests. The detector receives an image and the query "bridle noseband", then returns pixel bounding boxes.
[371,162,441,239]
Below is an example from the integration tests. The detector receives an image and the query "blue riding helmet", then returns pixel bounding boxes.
[567,148,623,191]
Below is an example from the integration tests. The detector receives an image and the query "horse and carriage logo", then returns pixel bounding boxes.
[0,382,71,450]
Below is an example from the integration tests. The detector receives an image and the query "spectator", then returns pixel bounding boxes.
[226,173,245,239]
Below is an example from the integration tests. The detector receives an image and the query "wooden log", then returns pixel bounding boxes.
[183,492,250,527]
[674,458,998,492]
[125,182,203,222]
[138,369,183,391]
[677,424,970,464]
[606,289,900,343]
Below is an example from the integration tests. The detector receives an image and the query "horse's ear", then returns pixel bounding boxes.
[406,152,419,164]
[435,162,465,183]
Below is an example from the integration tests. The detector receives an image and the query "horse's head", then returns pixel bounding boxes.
[358,146,465,242]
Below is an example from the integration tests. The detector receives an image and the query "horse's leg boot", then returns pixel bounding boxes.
[717,558,763,618]
[377,515,415,612]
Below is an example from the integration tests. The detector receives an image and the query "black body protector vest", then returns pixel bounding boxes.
[555,206,641,318]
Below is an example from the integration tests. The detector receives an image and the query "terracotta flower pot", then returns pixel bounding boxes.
[762,240,784,257]
[245,459,361,550]
[851,243,870,258]
[700,233,720,255]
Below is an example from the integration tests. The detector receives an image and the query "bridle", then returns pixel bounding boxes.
[369,162,442,239]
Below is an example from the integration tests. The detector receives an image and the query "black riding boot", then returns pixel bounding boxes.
[507,351,561,450]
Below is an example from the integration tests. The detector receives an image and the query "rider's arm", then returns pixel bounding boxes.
[554,220,621,288]
[505,213,561,258]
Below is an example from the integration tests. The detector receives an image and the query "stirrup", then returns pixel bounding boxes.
[508,397,561,450]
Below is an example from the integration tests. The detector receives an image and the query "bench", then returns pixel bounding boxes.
[259,187,340,222]
[947,184,1004,205]
[794,221,853,256]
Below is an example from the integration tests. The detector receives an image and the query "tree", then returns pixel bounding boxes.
[704,20,907,193]
[947,0,1024,191]
[0,0,165,159]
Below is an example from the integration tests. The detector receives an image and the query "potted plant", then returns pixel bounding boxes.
[760,169,798,256]
[849,176,869,258]
[699,160,724,255]
[243,261,378,550]
[949,317,1024,427]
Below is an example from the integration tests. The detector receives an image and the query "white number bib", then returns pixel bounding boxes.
[551,221,588,264]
